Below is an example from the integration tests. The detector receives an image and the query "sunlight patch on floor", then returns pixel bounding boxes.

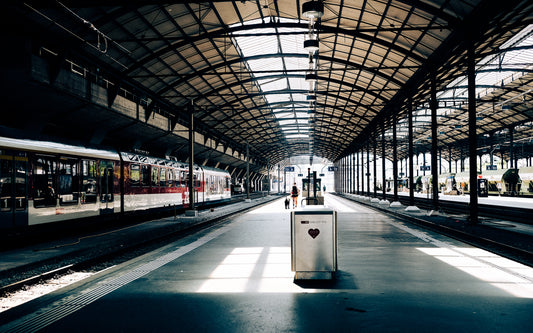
[418,247,533,298]
[196,247,316,293]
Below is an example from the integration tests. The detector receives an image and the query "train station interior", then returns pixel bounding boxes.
[1,0,533,331]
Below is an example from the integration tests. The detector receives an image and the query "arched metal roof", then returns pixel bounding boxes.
[3,0,533,168]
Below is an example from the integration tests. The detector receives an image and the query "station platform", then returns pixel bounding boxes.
[394,190,533,209]
[1,194,532,332]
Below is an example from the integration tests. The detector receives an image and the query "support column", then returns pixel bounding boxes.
[439,148,442,175]
[246,142,250,202]
[348,153,352,193]
[373,140,378,198]
[510,126,515,168]
[277,164,280,194]
[406,95,419,212]
[338,159,341,193]
[356,151,360,195]
[367,141,370,197]
[431,73,439,210]
[489,134,494,168]
[187,100,197,216]
[467,43,479,223]
[416,152,420,176]
[392,111,400,206]
[344,158,347,193]
[381,123,388,205]
[423,153,427,176]
[449,146,452,174]
[344,157,347,193]
[352,153,356,194]
[267,158,270,195]
[360,150,365,196]
[460,147,464,172]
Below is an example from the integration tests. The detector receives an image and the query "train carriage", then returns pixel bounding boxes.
[122,153,189,212]
[0,136,232,230]
[0,136,121,228]
[201,165,231,202]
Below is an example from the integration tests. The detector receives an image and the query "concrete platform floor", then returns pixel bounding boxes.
[1,194,532,332]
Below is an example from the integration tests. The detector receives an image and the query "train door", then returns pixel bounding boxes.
[195,171,201,203]
[99,161,115,214]
[0,152,28,228]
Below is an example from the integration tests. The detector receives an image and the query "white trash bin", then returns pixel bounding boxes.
[291,206,337,280]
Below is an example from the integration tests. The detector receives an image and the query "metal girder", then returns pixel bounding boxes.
[155,53,406,98]
[122,21,426,79]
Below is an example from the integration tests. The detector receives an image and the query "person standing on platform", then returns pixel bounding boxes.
[291,182,299,208]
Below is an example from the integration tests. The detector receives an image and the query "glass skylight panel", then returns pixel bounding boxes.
[286,134,310,139]
[440,24,533,103]
[499,24,533,49]
[278,26,306,54]
[290,93,308,102]
[288,77,307,91]
[273,112,293,119]
[247,58,284,78]
[258,78,287,92]
[266,93,291,104]
[279,119,298,126]
[231,18,313,145]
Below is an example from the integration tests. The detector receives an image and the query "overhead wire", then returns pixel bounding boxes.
[22,2,130,69]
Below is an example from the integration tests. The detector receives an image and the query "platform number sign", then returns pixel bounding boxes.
[486,165,497,171]
[420,166,431,171]
[328,166,338,172]
[284,166,295,172]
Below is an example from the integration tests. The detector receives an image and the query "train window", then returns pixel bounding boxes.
[175,170,181,187]
[167,169,173,187]
[185,172,198,188]
[206,175,212,195]
[213,176,218,195]
[194,173,201,188]
[99,161,114,202]
[160,168,167,187]
[151,167,159,187]
[81,160,97,203]
[130,164,140,187]
[58,158,79,206]
[180,171,186,187]
[141,165,150,187]
[0,158,12,212]
[33,156,57,208]
[14,158,27,210]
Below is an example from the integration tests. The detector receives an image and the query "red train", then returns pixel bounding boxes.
[0,136,231,229]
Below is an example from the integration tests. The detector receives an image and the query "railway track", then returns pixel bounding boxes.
[0,193,278,297]
[382,193,533,225]
[338,193,533,267]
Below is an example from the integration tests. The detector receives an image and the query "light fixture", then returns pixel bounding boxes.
[302,1,324,19]
[304,39,319,52]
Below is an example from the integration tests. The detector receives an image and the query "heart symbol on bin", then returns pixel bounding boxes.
[308,228,320,239]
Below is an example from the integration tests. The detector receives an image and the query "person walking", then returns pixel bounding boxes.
[291,182,299,208]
